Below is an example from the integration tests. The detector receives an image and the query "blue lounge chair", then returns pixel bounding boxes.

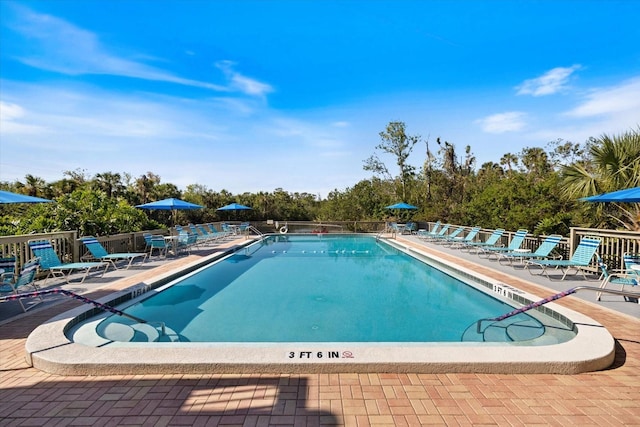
[448,226,481,248]
[596,253,640,302]
[80,237,148,270]
[478,229,528,259]
[436,226,465,244]
[527,236,601,280]
[497,234,563,266]
[205,223,232,240]
[416,220,441,239]
[461,229,505,253]
[419,223,450,241]
[0,257,43,312]
[28,240,109,284]
[190,224,219,245]
[176,231,199,254]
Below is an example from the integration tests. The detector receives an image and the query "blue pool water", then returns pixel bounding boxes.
[95,235,562,343]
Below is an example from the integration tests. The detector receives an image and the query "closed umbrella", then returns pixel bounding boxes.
[136,198,203,225]
[0,190,52,204]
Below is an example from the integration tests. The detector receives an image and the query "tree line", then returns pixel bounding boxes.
[1,124,638,237]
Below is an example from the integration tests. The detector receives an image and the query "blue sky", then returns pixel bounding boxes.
[1,1,639,198]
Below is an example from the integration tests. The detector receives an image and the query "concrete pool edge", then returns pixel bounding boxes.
[25,235,617,375]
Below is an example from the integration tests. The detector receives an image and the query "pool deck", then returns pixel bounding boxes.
[1,234,639,426]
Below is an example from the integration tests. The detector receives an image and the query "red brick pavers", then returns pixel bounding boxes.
[1,238,639,426]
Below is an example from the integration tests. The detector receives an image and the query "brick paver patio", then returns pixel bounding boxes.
[1,236,639,426]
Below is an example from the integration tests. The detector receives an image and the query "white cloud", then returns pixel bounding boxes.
[215,61,273,97]
[0,101,47,134]
[516,65,581,96]
[0,80,366,195]
[475,112,527,133]
[7,6,273,96]
[565,77,640,118]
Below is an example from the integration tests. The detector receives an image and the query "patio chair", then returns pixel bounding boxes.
[477,229,528,259]
[28,240,109,284]
[596,253,640,303]
[175,231,199,254]
[496,234,563,266]
[0,257,17,282]
[143,233,153,252]
[149,235,171,257]
[239,222,251,233]
[460,229,505,253]
[527,236,601,280]
[402,222,417,234]
[0,257,43,312]
[80,237,148,270]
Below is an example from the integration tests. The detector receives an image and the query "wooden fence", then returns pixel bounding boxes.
[1,221,638,276]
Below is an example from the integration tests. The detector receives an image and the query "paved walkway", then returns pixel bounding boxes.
[1,235,639,426]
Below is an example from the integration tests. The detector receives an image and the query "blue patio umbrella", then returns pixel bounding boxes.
[385,202,418,210]
[136,198,203,225]
[216,203,252,211]
[581,187,640,203]
[217,202,252,220]
[0,190,52,204]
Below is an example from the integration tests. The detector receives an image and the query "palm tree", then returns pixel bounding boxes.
[561,128,640,230]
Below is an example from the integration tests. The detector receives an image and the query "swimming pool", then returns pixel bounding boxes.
[87,235,571,344]
[27,234,615,374]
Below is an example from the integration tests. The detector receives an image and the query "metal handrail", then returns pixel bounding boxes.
[0,288,162,332]
[476,286,640,333]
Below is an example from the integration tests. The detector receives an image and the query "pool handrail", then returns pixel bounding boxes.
[475,285,640,334]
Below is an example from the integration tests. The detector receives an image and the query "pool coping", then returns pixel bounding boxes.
[25,235,616,375]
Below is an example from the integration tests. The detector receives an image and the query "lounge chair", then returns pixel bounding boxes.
[190,224,220,244]
[205,223,232,240]
[596,253,640,302]
[460,229,505,253]
[176,231,199,254]
[416,220,441,239]
[497,234,563,266]
[477,229,528,259]
[435,226,465,244]
[0,257,43,312]
[80,237,148,270]
[527,236,601,280]
[448,226,481,248]
[419,223,450,241]
[28,240,109,284]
